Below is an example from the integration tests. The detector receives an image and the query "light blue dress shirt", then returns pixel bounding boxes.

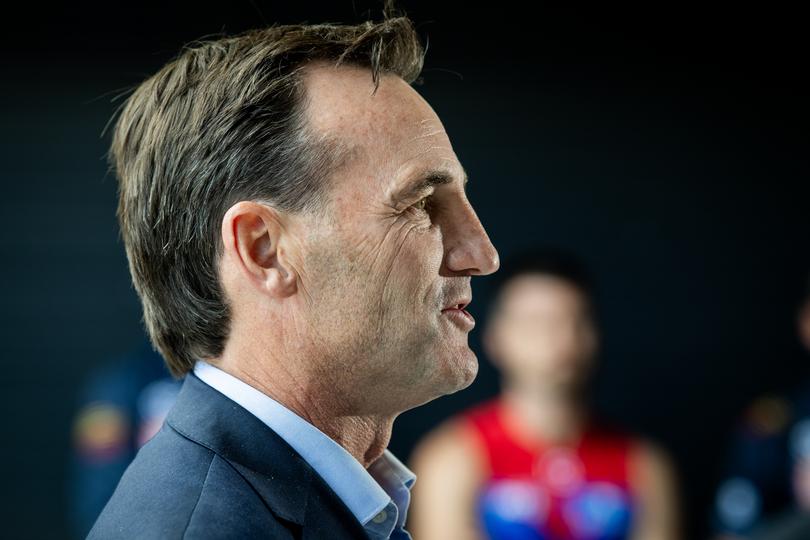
[193,360,416,540]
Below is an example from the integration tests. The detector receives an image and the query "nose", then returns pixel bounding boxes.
[443,199,500,276]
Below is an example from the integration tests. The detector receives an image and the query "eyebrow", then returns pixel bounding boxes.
[393,165,469,204]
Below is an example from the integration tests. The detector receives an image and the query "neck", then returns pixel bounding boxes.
[501,375,587,444]
[216,348,394,468]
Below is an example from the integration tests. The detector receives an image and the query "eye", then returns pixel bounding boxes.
[413,196,429,212]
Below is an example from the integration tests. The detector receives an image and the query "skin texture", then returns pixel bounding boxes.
[213,60,499,467]
[410,274,681,540]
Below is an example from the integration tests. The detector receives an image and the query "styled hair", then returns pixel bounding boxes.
[110,5,426,377]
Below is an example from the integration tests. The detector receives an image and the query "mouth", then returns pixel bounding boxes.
[441,299,475,331]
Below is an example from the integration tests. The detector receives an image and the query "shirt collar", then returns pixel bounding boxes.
[192,360,416,529]
[368,451,417,532]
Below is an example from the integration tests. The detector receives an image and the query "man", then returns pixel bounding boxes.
[89,6,499,540]
[409,249,681,540]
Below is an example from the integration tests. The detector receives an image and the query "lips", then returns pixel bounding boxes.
[441,297,471,312]
[441,296,475,331]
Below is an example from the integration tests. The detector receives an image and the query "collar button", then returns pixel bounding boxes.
[372,510,388,524]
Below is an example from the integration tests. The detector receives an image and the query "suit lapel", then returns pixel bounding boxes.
[166,373,370,539]
[300,471,372,540]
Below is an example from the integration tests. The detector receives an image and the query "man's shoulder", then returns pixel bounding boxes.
[88,424,297,539]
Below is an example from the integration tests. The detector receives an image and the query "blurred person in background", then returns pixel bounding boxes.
[66,337,181,538]
[712,275,810,540]
[409,248,681,540]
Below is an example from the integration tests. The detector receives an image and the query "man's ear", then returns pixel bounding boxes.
[221,201,297,298]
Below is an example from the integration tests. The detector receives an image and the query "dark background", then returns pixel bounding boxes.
[1,1,808,538]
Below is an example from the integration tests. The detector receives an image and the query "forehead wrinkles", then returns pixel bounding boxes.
[361,107,446,153]
[411,118,446,140]
[315,104,446,175]
[389,118,454,169]
[339,112,456,195]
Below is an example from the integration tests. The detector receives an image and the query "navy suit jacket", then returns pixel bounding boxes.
[88,372,372,539]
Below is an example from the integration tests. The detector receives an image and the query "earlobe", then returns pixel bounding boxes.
[221,201,298,298]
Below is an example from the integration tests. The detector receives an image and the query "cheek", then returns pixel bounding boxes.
[380,223,444,300]
[299,232,370,313]
[316,211,445,322]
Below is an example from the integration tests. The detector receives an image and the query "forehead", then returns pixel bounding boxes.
[301,62,463,191]
[498,275,587,313]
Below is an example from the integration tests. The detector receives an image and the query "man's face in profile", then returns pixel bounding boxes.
[289,62,498,414]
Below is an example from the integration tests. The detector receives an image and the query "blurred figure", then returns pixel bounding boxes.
[410,249,681,540]
[712,276,810,540]
[66,337,182,538]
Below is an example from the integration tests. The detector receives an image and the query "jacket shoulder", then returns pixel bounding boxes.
[184,454,298,539]
[88,424,295,539]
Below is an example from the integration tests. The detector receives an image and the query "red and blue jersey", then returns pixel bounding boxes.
[460,398,637,540]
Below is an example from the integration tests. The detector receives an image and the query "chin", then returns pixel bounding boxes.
[405,357,478,412]
[440,348,479,394]
[401,344,479,410]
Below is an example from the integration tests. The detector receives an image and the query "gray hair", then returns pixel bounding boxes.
[110,8,425,377]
